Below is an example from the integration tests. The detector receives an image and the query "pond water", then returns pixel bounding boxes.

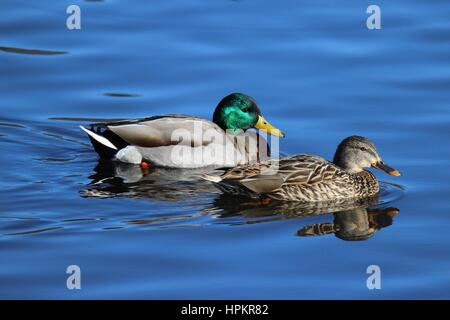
[1,0,449,299]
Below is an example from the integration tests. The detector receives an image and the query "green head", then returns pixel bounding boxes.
[212,93,285,137]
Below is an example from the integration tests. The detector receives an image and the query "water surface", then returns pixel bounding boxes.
[1,0,450,299]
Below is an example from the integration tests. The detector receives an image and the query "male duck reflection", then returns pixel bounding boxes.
[203,136,401,202]
[80,93,284,168]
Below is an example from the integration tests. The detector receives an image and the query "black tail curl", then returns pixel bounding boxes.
[88,126,129,159]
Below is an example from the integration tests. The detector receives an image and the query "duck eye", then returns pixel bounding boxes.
[242,108,249,112]
[359,146,370,153]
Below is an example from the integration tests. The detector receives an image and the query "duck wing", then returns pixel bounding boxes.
[90,115,224,148]
[277,154,343,185]
[214,154,345,193]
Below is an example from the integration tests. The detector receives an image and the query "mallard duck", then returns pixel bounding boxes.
[80,93,284,168]
[202,136,401,202]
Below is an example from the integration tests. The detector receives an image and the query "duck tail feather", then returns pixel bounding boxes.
[80,125,121,159]
[80,126,118,150]
[201,174,223,183]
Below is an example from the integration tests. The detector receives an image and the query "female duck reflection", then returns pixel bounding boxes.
[210,194,399,241]
[297,206,399,241]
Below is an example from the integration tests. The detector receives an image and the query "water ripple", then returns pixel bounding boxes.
[0,46,67,55]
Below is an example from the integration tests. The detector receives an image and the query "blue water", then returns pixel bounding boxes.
[1,0,450,299]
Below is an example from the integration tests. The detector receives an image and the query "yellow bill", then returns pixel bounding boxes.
[255,115,285,137]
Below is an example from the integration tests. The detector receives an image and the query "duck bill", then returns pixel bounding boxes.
[371,162,401,177]
[255,115,285,137]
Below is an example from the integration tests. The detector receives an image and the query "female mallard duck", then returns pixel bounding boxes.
[80,93,284,168]
[203,136,401,202]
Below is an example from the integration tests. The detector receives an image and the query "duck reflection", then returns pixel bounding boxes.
[210,193,381,218]
[297,207,398,241]
[82,160,399,241]
[81,160,221,201]
[209,193,399,240]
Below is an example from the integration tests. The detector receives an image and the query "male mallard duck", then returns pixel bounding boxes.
[202,136,401,202]
[80,93,284,168]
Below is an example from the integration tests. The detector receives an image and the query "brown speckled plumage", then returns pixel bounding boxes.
[203,136,399,202]
[211,154,379,202]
